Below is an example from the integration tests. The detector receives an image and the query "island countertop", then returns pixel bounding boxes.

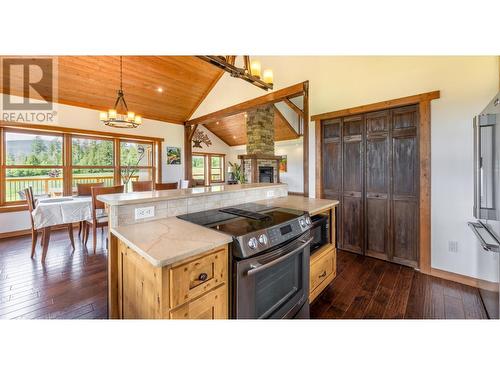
[110,217,233,267]
[256,195,339,215]
[98,183,285,206]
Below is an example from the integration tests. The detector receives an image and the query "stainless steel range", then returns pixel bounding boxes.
[178,202,312,319]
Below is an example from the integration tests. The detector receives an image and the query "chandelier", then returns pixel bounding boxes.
[197,56,273,91]
[100,56,142,128]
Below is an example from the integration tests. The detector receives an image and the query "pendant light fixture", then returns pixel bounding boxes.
[100,56,142,128]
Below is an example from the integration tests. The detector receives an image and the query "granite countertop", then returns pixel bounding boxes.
[257,195,339,215]
[98,183,285,206]
[110,217,233,267]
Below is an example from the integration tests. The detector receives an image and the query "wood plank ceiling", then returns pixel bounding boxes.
[0,56,224,124]
[203,106,300,146]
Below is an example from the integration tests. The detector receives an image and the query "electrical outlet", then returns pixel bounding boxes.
[448,240,459,253]
[135,206,155,220]
[266,190,275,198]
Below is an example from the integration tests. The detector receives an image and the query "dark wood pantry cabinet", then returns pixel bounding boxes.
[320,105,419,268]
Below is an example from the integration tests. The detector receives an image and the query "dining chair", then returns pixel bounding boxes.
[76,182,104,236]
[179,180,192,189]
[24,187,75,262]
[132,180,153,192]
[84,185,124,253]
[155,182,178,190]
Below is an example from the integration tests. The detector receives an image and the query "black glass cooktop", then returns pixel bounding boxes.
[177,203,306,237]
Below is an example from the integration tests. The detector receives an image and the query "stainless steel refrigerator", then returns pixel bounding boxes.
[470,92,500,319]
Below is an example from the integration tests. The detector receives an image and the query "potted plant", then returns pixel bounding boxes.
[229,162,246,184]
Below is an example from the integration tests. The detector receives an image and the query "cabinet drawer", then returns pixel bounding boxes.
[310,249,335,292]
[170,284,227,319]
[170,248,227,308]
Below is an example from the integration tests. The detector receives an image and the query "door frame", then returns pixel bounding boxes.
[312,90,440,274]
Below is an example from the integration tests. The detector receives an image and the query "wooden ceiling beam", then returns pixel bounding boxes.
[185,81,308,126]
[283,98,303,118]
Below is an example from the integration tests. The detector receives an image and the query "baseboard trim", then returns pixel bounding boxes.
[430,267,480,288]
[0,223,80,240]
[0,228,31,239]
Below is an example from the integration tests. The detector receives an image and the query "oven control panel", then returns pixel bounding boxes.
[234,213,312,259]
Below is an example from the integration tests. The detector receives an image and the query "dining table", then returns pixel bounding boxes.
[32,196,93,230]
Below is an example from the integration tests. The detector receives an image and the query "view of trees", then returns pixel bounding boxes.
[6,136,62,177]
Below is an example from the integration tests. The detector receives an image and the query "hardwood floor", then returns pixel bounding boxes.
[0,232,488,320]
[0,228,108,319]
[310,250,488,319]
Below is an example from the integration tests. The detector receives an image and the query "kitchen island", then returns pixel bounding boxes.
[99,183,338,319]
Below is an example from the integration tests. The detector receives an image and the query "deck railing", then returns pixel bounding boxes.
[5,175,138,201]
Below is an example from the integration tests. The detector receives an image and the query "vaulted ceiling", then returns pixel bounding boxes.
[203,106,300,146]
[1,56,223,124]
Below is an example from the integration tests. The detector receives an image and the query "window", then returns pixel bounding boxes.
[120,141,154,191]
[4,131,63,201]
[0,125,162,208]
[192,153,225,185]
[71,136,115,192]
[210,155,223,183]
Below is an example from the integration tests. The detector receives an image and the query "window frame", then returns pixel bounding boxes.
[192,152,225,185]
[0,123,162,211]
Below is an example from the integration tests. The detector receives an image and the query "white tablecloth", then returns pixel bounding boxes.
[32,197,92,230]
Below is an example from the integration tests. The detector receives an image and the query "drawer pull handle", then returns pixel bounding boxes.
[198,273,208,281]
[319,271,327,278]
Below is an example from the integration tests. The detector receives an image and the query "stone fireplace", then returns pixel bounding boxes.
[238,104,282,184]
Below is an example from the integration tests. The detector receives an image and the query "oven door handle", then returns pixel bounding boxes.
[247,237,313,276]
[468,221,500,253]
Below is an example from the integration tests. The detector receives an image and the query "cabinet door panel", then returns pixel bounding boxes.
[393,136,417,197]
[392,105,418,130]
[323,140,342,195]
[366,198,388,259]
[392,200,418,266]
[366,110,390,134]
[366,137,389,193]
[343,141,363,192]
[342,196,363,253]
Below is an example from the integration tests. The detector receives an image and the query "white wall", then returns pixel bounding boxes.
[192,56,500,281]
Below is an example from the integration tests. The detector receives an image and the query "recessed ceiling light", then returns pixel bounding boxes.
[244,113,248,118]
[216,121,219,125]
[157,87,164,93]
[233,136,236,139]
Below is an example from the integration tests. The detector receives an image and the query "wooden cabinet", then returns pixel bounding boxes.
[309,206,337,302]
[320,105,419,268]
[117,241,229,319]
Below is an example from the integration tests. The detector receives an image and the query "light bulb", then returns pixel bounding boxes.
[99,111,108,121]
[127,111,135,121]
[263,69,273,84]
[108,109,117,119]
[250,61,261,78]
[134,115,142,125]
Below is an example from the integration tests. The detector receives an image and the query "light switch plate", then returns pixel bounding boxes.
[135,206,155,220]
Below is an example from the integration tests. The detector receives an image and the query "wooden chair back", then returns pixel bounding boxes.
[132,180,153,192]
[91,185,124,212]
[24,186,36,212]
[24,187,37,230]
[155,182,178,190]
[77,182,104,196]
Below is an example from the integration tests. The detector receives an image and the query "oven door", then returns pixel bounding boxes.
[234,232,311,319]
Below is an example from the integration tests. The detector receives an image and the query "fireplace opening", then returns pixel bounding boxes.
[259,166,274,183]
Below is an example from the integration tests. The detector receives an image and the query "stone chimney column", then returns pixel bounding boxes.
[246,104,275,156]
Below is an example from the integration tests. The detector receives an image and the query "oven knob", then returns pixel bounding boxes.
[299,218,306,228]
[305,216,311,225]
[258,234,268,245]
[248,237,258,249]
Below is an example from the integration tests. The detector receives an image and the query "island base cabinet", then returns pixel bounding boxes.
[116,239,228,319]
[170,284,227,319]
